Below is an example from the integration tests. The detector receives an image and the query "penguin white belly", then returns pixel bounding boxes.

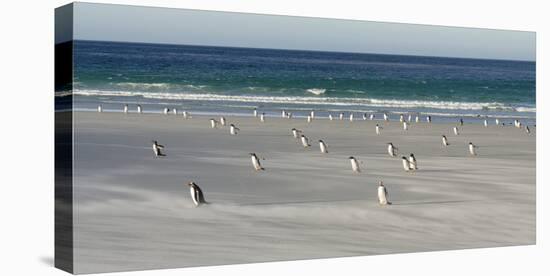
[387,146,394,156]
[320,142,327,153]
[190,187,199,206]
[378,187,388,204]
[301,137,309,147]
[351,160,360,172]
[252,156,261,170]
[402,159,410,171]
[469,145,476,155]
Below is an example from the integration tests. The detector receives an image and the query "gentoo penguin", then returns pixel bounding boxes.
[123,104,128,113]
[468,142,478,156]
[260,113,266,122]
[97,105,103,113]
[287,112,293,119]
[182,111,190,119]
[408,114,412,122]
[453,126,459,136]
[402,156,411,172]
[426,116,432,123]
[281,110,287,118]
[220,116,226,126]
[399,114,404,123]
[319,140,328,153]
[173,108,178,115]
[300,135,311,148]
[253,108,258,117]
[387,143,398,157]
[291,128,302,139]
[383,113,389,122]
[137,105,142,113]
[329,114,334,120]
[152,140,166,157]
[514,119,519,128]
[349,113,354,122]
[408,153,418,170]
[163,107,169,115]
[310,110,315,119]
[362,113,368,120]
[442,135,450,146]
[459,118,464,126]
[250,153,264,171]
[230,124,240,135]
[370,114,375,120]
[187,182,208,207]
[339,112,344,120]
[349,156,361,173]
[376,124,382,135]
[415,115,420,123]
[307,115,312,123]
[210,118,218,128]
[483,119,488,127]
[403,122,409,131]
[495,118,500,125]
[525,126,531,134]
[378,181,391,205]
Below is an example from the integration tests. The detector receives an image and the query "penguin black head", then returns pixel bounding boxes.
[410,153,415,157]
[402,156,407,160]
[349,156,355,159]
[187,181,196,187]
[379,181,384,186]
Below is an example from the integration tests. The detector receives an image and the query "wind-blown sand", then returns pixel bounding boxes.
[72,111,535,274]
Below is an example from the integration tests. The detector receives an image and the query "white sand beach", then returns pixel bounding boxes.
[72,111,535,274]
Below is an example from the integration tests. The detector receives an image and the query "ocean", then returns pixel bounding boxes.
[73,40,536,124]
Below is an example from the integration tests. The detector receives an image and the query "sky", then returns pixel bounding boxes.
[69,2,536,61]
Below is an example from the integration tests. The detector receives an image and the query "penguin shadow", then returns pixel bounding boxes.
[390,199,483,206]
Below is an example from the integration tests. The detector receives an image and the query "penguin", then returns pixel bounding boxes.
[514,119,519,128]
[442,135,450,146]
[402,156,411,172]
[399,114,404,123]
[349,113,354,122]
[362,113,368,120]
[123,104,128,113]
[230,124,240,135]
[403,122,409,131]
[383,113,389,122]
[408,153,417,170]
[173,108,178,115]
[329,114,334,121]
[260,113,265,122]
[483,119,488,127]
[459,118,464,126]
[307,115,312,123]
[163,107,169,115]
[300,135,311,148]
[369,114,375,120]
[291,128,302,139]
[97,105,103,113]
[250,153,264,171]
[210,118,218,129]
[349,156,361,173]
[415,115,420,123]
[182,111,190,119]
[310,110,315,119]
[287,112,293,119]
[468,142,478,156]
[426,116,432,123]
[376,124,382,135]
[187,182,208,207]
[339,112,344,120]
[453,127,459,136]
[525,125,531,134]
[253,108,258,117]
[152,140,166,157]
[378,181,391,205]
[408,114,412,122]
[387,143,398,157]
[319,140,328,153]
[282,110,287,118]
[220,116,226,126]
[495,118,500,125]
[137,105,142,114]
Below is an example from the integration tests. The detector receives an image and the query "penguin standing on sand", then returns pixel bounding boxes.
[495,118,500,125]
[187,182,208,207]
[403,122,409,131]
[349,113,354,122]
[402,156,411,172]
[182,111,190,119]
[307,115,312,123]
[123,104,128,113]
[310,110,315,119]
[415,115,420,123]
[250,153,264,171]
[137,105,142,114]
[163,107,169,115]
[399,114,404,123]
[408,114,412,122]
[459,118,464,126]
[173,108,178,115]
[362,113,368,120]
[442,135,450,146]
[484,119,488,127]
[349,157,361,173]
[281,110,287,118]
[339,112,344,120]
[329,114,334,120]
[210,118,218,129]
[220,116,227,126]
[408,154,418,170]
[291,128,302,138]
[300,135,311,148]
[97,105,103,113]
[525,126,531,134]
[260,113,266,122]
[383,113,389,122]
[387,143,398,157]
[376,124,382,135]
[230,124,240,135]
[468,142,478,156]
[378,181,391,205]
[370,114,375,120]
[253,108,258,117]
[426,116,432,123]
[152,140,166,157]
[453,126,459,136]
[319,140,328,153]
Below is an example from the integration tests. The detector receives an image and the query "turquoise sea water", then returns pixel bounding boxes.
[73,40,536,124]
